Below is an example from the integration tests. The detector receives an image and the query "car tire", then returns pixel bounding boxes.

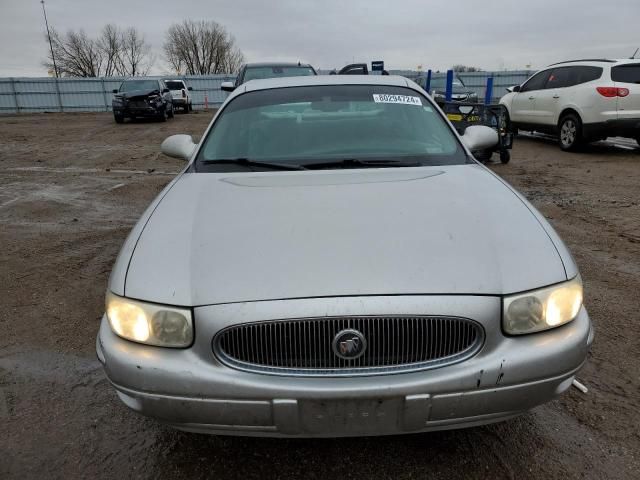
[159,107,168,122]
[500,150,511,164]
[636,136,640,147]
[167,104,174,119]
[188,102,193,112]
[474,150,493,162]
[114,113,124,124]
[558,114,582,151]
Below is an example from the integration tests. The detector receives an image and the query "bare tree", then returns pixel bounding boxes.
[451,65,483,73]
[97,24,121,77]
[45,25,153,77]
[118,27,153,76]
[45,28,103,77]
[164,20,244,74]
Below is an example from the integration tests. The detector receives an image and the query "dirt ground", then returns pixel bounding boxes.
[1,112,639,480]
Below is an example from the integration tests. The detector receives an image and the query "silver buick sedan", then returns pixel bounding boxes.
[97,75,593,437]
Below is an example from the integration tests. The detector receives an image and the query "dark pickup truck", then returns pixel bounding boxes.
[112,79,175,123]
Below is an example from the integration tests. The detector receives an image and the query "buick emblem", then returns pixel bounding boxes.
[332,329,367,360]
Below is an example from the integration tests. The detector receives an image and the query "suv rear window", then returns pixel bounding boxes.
[165,81,185,90]
[611,64,640,84]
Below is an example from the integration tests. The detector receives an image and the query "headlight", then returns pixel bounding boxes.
[503,276,583,335]
[105,292,193,347]
[112,98,123,105]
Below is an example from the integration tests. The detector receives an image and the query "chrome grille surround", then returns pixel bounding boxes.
[213,316,485,377]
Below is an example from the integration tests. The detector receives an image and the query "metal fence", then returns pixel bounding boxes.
[0,75,235,114]
[0,71,534,114]
[395,70,534,104]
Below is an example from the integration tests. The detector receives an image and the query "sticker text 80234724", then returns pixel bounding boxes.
[372,94,422,106]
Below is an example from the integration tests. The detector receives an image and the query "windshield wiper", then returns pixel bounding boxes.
[302,158,421,169]
[200,158,307,170]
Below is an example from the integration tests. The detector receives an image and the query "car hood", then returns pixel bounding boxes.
[123,165,568,306]
[114,89,159,100]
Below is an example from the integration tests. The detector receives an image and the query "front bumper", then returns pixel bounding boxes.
[97,295,592,437]
[113,105,162,117]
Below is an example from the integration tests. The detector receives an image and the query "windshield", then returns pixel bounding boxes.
[243,66,316,83]
[196,85,467,172]
[165,81,185,90]
[119,80,159,92]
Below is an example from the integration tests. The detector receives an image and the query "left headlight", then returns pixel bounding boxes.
[503,276,583,335]
[105,292,193,347]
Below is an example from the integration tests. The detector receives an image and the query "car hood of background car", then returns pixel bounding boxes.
[123,165,568,306]
[114,89,159,99]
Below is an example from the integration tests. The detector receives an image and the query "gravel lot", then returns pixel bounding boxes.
[1,112,639,479]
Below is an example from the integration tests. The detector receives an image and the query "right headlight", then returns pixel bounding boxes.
[503,276,583,335]
[105,292,193,347]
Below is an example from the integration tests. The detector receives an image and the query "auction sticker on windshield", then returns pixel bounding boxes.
[373,94,422,105]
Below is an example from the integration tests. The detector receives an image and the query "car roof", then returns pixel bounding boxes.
[243,62,314,68]
[239,75,411,94]
[548,58,640,67]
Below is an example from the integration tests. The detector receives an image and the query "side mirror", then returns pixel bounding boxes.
[112,89,118,94]
[221,81,235,92]
[162,88,170,94]
[187,86,193,91]
[161,134,196,161]
[461,126,499,152]
[512,85,521,93]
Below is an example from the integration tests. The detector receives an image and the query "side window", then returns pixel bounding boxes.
[575,66,603,84]
[521,71,551,92]
[546,67,573,89]
[236,68,246,86]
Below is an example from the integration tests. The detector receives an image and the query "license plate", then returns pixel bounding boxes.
[300,398,401,434]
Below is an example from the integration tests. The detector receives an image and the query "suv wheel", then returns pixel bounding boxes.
[114,113,124,124]
[159,107,168,122]
[636,136,640,148]
[167,104,174,119]
[558,114,582,151]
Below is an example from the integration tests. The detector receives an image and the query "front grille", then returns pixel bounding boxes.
[213,316,484,376]
[127,100,147,108]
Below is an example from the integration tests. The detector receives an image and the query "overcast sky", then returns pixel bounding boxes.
[1,0,639,76]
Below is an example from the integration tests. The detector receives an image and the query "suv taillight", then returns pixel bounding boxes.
[597,87,629,97]
[182,89,186,98]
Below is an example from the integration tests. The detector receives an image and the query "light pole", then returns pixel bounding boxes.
[41,0,58,77]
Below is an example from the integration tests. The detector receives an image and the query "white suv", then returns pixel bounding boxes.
[164,79,193,113]
[500,59,640,150]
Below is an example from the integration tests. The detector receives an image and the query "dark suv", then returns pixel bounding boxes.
[221,62,317,91]
[112,79,174,123]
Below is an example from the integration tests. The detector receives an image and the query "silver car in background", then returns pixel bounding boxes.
[97,75,592,437]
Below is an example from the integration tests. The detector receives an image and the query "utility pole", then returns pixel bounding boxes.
[41,0,58,77]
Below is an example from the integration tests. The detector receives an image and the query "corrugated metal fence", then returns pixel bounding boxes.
[451,71,533,103]
[0,75,235,114]
[0,71,534,114]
